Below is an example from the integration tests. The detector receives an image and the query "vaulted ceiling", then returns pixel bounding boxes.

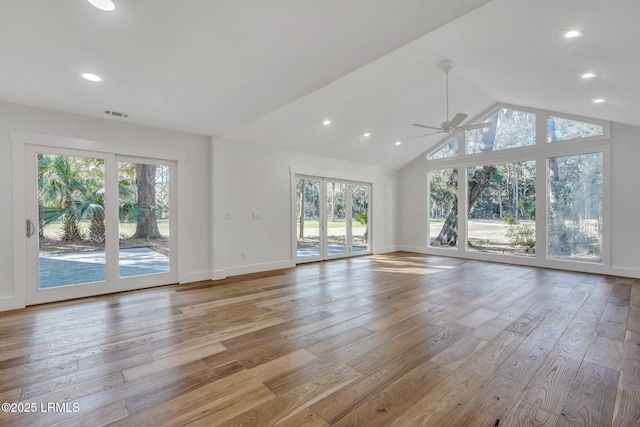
[2,0,638,169]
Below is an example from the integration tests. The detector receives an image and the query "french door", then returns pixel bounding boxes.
[25,146,177,305]
[295,175,371,263]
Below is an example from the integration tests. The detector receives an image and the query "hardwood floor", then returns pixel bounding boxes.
[0,252,638,426]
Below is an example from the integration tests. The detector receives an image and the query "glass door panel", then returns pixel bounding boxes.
[26,146,178,305]
[294,175,372,264]
[118,161,171,278]
[326,181,347,256]
[296,178,321,261]
[38,153,107,288]
[351,184,370,253]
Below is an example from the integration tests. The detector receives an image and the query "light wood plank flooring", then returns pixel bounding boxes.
[0,252,638,426]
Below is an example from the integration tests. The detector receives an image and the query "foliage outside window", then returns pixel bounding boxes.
[428,169,458,248]
[467,107,536,154]
[428,138,458,160]
[326,181,347,253]
[39,155,106,242]
[547,116,604,143]
[426,104,608,267]
[547,153,603,263]
[352,184,370,248]
[467,161,536,257]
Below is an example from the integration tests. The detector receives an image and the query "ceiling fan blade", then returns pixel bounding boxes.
[417,131,444,137]
[448,113,468,128]
[412,123,442,130]
[457,121,493,131]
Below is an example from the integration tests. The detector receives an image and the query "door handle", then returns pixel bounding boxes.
[26,219,35,238]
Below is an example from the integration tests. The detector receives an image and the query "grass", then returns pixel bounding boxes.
[43,221,170,240]
[297,220,365,229]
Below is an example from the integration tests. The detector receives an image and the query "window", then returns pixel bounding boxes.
[425,103,609,271]
[547,153,603,263]
[428,169,458,249]
[547,116,604,142]
[467,161,536,257]
[428,138,458,160]
[467,107,536,154]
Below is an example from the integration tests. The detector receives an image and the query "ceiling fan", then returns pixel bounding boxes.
[413,60,492,137]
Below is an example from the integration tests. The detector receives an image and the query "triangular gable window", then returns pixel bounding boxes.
[467,107,536,154]
[547,116,604,142]
[428,137,458,160]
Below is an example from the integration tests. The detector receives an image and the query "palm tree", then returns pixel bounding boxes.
[39,155,86,241]
[77,185,106,242]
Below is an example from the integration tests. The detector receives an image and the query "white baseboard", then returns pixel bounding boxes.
[0,295,25,312]
[608,266,640,279]
[211,270,227,281]
[179,270,212,284]
[223,260,295,278]
[372,246,400,254]
[394,245,427,254]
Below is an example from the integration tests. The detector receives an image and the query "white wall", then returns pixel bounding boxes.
[397,121,640,278]
[1,101,211,310]
[398,154,426,252]
[609,123,640,276]
[212,138,399,278]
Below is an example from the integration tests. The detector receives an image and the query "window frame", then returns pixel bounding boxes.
[426,167,459,250]
[423,103,611,273]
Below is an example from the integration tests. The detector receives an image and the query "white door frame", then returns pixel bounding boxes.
[292,173,372,264]
[12,131,186,306]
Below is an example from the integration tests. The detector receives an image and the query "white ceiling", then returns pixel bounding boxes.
[1,0,638,169]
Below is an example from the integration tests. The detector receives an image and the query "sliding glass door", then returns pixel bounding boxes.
[326,181,347,256]
[118,160,172,279]
[295,175,370,263]
[296,177,322,262]
[25,146,177,305]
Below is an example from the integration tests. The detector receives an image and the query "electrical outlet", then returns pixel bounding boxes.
[241,251,247,259]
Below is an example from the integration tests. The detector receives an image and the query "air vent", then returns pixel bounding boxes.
[105,110,129,118]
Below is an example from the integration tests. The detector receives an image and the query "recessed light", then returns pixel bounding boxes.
[563,30,583,39]
[591,98,606,104]
[363,132,371,138]
[81,73,102,82]
[394,141,402,146]
[88,0,115,11]
[581,72,597,79]
[322,119,331,126]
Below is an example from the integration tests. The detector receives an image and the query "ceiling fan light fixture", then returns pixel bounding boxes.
[88,0,115,11]
[563,29,583,39]
[411,60,492,138]
[81,72,102,82]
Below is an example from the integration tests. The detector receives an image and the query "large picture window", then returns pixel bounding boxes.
[425,103,609,271]
[467,107,536,154]
[428,169,458,249]
[547,153,603,263]
[467,161,536,257]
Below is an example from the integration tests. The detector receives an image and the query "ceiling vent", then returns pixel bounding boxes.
[105,110,129,118]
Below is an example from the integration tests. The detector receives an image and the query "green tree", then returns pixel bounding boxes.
[39,155,86,241]
[132,164,162,239]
